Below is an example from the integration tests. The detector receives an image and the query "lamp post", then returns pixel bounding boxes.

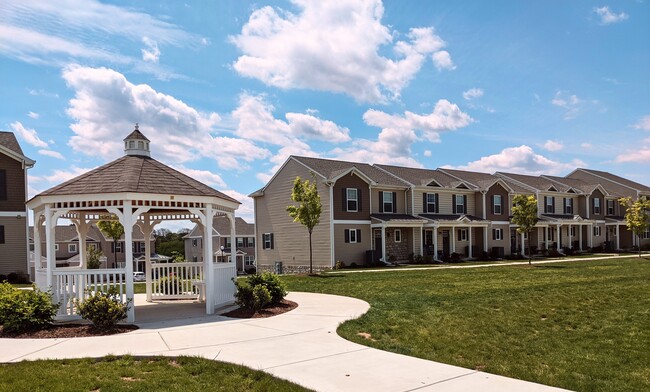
[220,245,225,263]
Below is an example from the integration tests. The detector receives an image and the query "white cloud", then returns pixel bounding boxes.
[463,88,484,100]
[449,145,585,176]
[424,150,432,157]
[230,1,452,103]
[30,166,94,184]
[38,149,65,160]
[141,37,161,63]
[10,121,48,148]
[221,189,254,222]
[0,0,201,79]
[542,140,564,152]
[27,111,40,119]
[61,65,269,170]
[632,115,650,131]
[551,91,582,120]
[594,6,629,25]
[581,142,593,149]
[170,165,226,188]
[432,50,455,71]
[616,148,650,163]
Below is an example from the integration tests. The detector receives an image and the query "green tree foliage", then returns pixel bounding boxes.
[97,220,125,268]
[86,245,103,269]
[511,195,539,264]
[286,175,322,274]
[619,196,650,256]
[154,228,188,258]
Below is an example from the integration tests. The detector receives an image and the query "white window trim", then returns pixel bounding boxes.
[394,229,401,243]
[427,193,436,212]
[494,228,503,241]
[546,197,554,213]
[346,188,359,212]
[383,192,394,213]
[494,195,502,215]
[455,195,465,214]
[458,229,468,241]
[594,198,601,214]
[68,243,77,253]
[54,244,59,251]
[593,226,601,236]
[349,228,359,243]
[263,233,272,250]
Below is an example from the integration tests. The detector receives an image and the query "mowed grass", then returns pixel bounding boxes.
[0,356,310,392]
[282,257,650,392]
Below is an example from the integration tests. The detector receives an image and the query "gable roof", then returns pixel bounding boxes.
[292,156,408,187]
[569,168,650,195]
[496,172,575,193]
[184,216,254,238]
[438,168,525,193]
[541,175,604,195]
[34,155,238,203]
[123,129,150,141]
[374,164,472,189]
[0,131,35,166]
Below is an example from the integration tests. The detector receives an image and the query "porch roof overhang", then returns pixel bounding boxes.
[370,213,427,227]
[538,214,592,224]
[214,249,247,256]
[419,213,490,226]
[605,216,626,225]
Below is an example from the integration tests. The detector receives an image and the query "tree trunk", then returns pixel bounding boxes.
[308,230,313,274]
[639,235,642,257]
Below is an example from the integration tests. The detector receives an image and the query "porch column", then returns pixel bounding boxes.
[521,232,526,257]
[545,227,549,250]
[483,227,488,252]
[615,224,620,250]
[556,224,561,251]
[204,206,215,313]
[419,228,423,256]
[381,225,386,262]
[433,227,438,259]
[589,224,593,248]
[585,196,590,219]
[122,202,135,323]
[568,224,572,250]
[451,228,456,254]
[72,214,89,268]
[579,225,583,251]
[44,205,55,288]
[33,212,42,269]
[468,227,473,258]
[227,212,237,268]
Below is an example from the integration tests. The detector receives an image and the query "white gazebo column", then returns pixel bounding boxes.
[468,227,473,258]
[381,225,386,262]
[122,203,135,323]
[205,206,216,313]
[137,216,159,302]
[72,214,89,268]
[33,212,42,269]
[433,227,438,259]
[44,205,55,288]
[227,212,236,267]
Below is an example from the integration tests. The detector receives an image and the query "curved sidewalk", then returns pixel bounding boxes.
[0,292,567,392]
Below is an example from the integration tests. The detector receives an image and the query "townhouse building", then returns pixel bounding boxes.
[0,132,34,276]
[252,155,650,272]
[184,215,255,273]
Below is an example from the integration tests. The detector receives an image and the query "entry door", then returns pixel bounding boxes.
[442,230,450,257]
[374,229,383,262]
[424,230,433,255]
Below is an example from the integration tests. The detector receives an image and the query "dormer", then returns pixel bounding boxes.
[123,124,151,157]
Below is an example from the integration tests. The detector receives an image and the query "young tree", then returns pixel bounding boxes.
[619,196,650,257]
[286,175,322,274]
[86,245,104,269]
[511,195,539,265]
[97,220,125,268]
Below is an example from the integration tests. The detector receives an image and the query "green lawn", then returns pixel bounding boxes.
[282,257,650,392]
[0,356,310,392]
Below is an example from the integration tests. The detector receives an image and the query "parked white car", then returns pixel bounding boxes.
[133,272,146,282]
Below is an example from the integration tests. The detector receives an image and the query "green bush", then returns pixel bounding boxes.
[0,282,59,333]
[234,272,287,310]
[76,288,131,330]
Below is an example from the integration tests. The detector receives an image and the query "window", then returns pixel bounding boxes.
[545,196,554,213]
[0,225,4,244]
[607,200,615,215]
[547,228,555,241]
[245,256,255,266]
[262,233,274,249]
[225,237,231,248]
[593,226,601,236]
[492,228,503,240]
[454,195,466,214]
[0,170,6,200]
[237,237,244,247]
[192,238,198,247]
[247,237,255,247]
[424,193,438,213]
[346,188,359,212]
[381,191,395,213]
[593,198,601,214]
[138,141,144,149]
[394,229,402,243]
[55,244,59,251]
[458,229,468,241]
[568,227,576,236]
[68,244,77,253]
[192,256,198,262]
[129,141,135,148]
[113,242,122,253]
[642,228,650,240]
[344,228,361,243]
[564,198,573,214]
[493,195,502,215]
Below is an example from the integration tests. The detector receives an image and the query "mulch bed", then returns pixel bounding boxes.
[222,299,298,318]
[0,324,139,339]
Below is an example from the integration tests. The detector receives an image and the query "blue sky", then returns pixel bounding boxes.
[1,0,649,227]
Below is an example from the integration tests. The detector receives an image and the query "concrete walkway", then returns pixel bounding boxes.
[0,292,567,392]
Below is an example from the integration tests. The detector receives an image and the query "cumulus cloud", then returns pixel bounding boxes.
[542,140,564,152]
[61,65,269,170]
[38,149,65,160]
[463,88,484,100]
[10,121,48,148]
[449,145,585,176]
[424,150,432,157]
[221,189,255,222]
[30,166,94,184]
[632,115,650,131]
[230,1,453,103]
[170,165,226,188]
[594,6,629,25]
[141,37,161,63]
[616,148,650,163]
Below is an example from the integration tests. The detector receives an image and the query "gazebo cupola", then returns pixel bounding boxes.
[123,123,151,157]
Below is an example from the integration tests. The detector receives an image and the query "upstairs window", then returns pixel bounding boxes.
[607,200,615,215]
[262,233,274,249]
[493,195,502,215]
[545,196,554,213]
[454,195,466,214]
[593,198,601,214]
[0,170,6,200]
[425,193,438,213]
[247,237,255,247]
[237,237,244,248]
[68,244,77,253]
[192,238,198,247]
[346,188,359,212]
[564,198,573,214]
[380,191,396,213]
[225,237,231,248]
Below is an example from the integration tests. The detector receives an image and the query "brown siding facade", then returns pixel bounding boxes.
[0,217,28,274]
[0,153,26,212]
[332,173,371,220]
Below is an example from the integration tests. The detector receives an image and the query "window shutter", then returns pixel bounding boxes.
[492,229,496,240]
[491,195,495,214]
[435,193,439,213]
[463,195,468,214]
[357,189,362,211]
[563,198,567,213]
[342,188,347,211]
[344,229,350,243]
[543,196,547,213]
[423,193,428,213]
[392,192,397,213]
[591,198,595,214]
[270,233,274,249]
[357,229,361,242]
[262,235,267,250]
[552,197,555,213]
[452,194,457,214]
[0,170,6,200]
[379,191,384,213]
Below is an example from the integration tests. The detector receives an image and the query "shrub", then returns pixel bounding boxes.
[0,283,59,333]
[7,272,30,284]
[449,252,462,263]
[244,266,256,274]
[234,272,287,310]
[413,254,424,264]
[547,248,564,258]
[76,287,131,330]
[334,260,344,270]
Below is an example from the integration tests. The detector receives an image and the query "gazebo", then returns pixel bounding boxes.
[28,126,241,322]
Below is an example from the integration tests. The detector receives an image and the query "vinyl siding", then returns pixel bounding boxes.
[333,224,370,265]
[485,184,509,220]
[590,189,605,219]
[413,190,476,215]
[0,154,26,212]
[371,188,406,214]
[0,217,28,274]
[333,173,370,220]
[255,159,332,269]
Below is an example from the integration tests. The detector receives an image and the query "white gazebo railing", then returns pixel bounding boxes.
[36,268,128,320]
[150,262,204,300]
[214,262,237,307]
